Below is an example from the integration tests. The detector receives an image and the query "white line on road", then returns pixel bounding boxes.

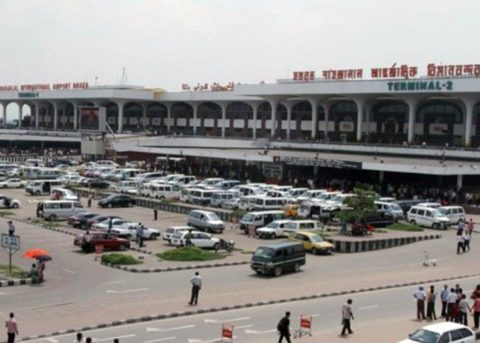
[93,334,136,342]
[106,288,148,294]
[62,268,75,274]
[245,329,277,335]
[45,339,59,343]
[358,304,379,310]
[235,324,254,329]
[204,316,250,323]
[104,280,127,285]
[188,338,236,343]
[143,337,176,343]
[146,324,196,332]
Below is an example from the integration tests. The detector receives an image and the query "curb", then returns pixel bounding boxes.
[20,272,480,341]
[101,260,250,273]
[0,278,32,287]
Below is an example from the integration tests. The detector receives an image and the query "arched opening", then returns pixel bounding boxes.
[61,103,74,130]
[329,101,357,142]
[38,103,54,129]
[369,101,408,144]
[416,101,463,146]
[5,103,20,128]
[123,102,143,132]
[291,101,312,140]
[146,103,167,134]
[256,102,271,138]
[472,103,480,147]
[226,102,253,138]
[197,102,221,137]
[106,102,119,133]
[171,102,194,135]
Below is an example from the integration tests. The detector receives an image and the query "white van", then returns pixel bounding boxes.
[375,201,404,221]
[25,179,63,195]
[253,197,288,211]
[51,187,79,201]
[239,195,261,211]
[439,206,466,225]
[187,210,225,233]
[210,191,238,208]
[284,220,319,233]
[239,210,286,233]
[114,180,141,194]
[407,206,451,230]
[96,160,119,168]
[36,200,85,221]
[238,185,263,197]
[169,175,196,187]
[189,189,220,206]
[149,183,180,200]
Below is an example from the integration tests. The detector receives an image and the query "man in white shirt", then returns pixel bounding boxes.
[413,286,426,320]
[446,288,457,321]
[189,272,202,306]
[340,299,354,336]
[73,332,83,343]
[440,284,449,317]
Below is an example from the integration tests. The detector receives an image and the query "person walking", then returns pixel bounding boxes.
[470,284,480,300]
[136,223,145,248]
[189,272,202,305]
[7,221,15,236]
[414,286,426,320]
[341,299,354,336]
[462,230,471,252]
[73,332,84,343]
[446,288,458,321]
[440,284,449,317]
[277,311,291,343]
[456,234,464,254]
[426,285,437,320]
[5,313,18,343]
[458,294,471,326]
[467,218,474,235]
[472,295,480,330]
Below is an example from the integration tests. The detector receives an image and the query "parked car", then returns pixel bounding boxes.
[0,195,21,209]
[374,201,404,221]
[398,322,476,343]
[170,230,223,249]
[87,179,110,189]
[51,187,79,201]
[0,178,26,188]
[288,231,335,255]
[36,200,85,221]
[250,242,305,277]
[187,210,225,233]
[239,210,286,233]
[92,218,134,231]
[256,220,292,239]
[67,213,100,229]
[439,206,466,225]
[98,194,135,208]
[110,224,160,240]
[163,226,193,243]
[84,215,122,230]
[407,206,450,230]
[395,200,425,215]
[73,231,130,253]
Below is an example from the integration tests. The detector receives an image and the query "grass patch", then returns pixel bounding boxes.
[160,199,177,205]
[231,208,247,219]
[101,253,143,265]
[0,211,15,218]
[387,222,424,232]
[157,247,226,262]
[29,218,62,228]
[375,229,388,233]
[0,264,28,279]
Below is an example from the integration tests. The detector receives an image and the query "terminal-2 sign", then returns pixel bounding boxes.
[387,80,453,92]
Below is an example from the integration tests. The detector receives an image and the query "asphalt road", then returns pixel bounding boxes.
[21,276,480,343]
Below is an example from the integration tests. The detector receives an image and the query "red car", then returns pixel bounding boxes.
[74,231,130,253]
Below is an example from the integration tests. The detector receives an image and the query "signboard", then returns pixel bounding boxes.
[1,234,20,251]
[18,92,39,98]
[79,106,106,133]
[0,82,88,92]
[274,156,362,169]
[387,80,453,92]
[181,82,234,91]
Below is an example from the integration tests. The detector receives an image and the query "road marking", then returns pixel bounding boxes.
[188,338,236,343]
[106,288,148,294]
[45,339,59,343]
[235,324,254,329]
[93,334,136,342]
[245,329,277,335]
[204,316,250,323]
[358,304,379,310]
[143,337,176,343]
[104,280,127,285]
[146,324,195,332]
[62,268,75,274]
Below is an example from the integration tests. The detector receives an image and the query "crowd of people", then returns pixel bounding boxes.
[413,283,480,328]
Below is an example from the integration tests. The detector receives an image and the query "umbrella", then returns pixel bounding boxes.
[23,248,50,259]
[35,255,52,262]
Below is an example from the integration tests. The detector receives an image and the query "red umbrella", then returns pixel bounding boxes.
[23,248,50,259]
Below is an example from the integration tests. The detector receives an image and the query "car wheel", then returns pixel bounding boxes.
[107,203,113,208]
[432,223,439,230]
[273,267,282,277]
[34,190,40,195]
[294,263,301,273]
[271,233,276,239]
[213,243,220,251]
[312,248,318,255]
[409,220,416,225]
[2,185,6,188]
[11,203,19,209]
[48,214,56,221]
[150,233,159,240]
[120,244,127,251]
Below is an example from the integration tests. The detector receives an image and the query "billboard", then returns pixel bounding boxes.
[79,106,106,132]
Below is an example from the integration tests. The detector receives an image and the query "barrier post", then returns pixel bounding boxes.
[95,244,104,261]
[294,315,312,338]
[221,323,234,342]
[248,224,255,238]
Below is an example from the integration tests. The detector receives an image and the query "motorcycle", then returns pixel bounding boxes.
[216,239,235,253]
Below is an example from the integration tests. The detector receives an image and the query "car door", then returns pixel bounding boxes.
[437,332,450,343]
[303,235,314,251]
[416,209,426,226]
[0,196,5,208]
[190,233,205,248]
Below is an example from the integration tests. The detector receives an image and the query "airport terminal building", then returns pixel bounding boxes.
[1,62,480,189]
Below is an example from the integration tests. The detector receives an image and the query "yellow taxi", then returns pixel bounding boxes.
[283,204,299,218]
[288,231,335,255]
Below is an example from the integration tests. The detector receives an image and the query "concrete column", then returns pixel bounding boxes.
[17,103,23,128]
[221,103,227,138]
[269,99,279,138]
[354,99,365,142]
[73,103,78,130]
[321,102,330,140]
[142,103,148,131]
[285,103,293,140]
[52,102,59,131]
[406,98,419,144]
[308,99,319,140]
[166,103,172,134]
[456,174,463,191]
[117,101,125,133]
[192,102,198,136]
[1,103,7,128]
[250,103,258,139]
[35,103,40,129]
[464,98,476,146]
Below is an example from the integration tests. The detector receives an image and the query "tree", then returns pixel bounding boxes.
[336,187,377,223]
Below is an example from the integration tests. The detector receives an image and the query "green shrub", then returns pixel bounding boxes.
[0,265,28,278]
[0,211,14,218]
[387,222,423,232]
[157,247,226,262]
[232,208,247,219]
[101,253,143,265]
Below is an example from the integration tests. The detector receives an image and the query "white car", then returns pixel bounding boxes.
[92,218,133,231]
[256,220,292,239]
[163,226,193,243]
[398,322,476,343]
[111,224,160,240]
[170,230,222,249]
[0,178,26,188]
[0,195,21,209]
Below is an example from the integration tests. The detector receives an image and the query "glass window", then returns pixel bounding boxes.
[458,328,473,338]
[449,330,462,341]
[418,209,425,216]
[408,329,440,343]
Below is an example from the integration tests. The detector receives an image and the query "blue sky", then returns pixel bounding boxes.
[1,0,479,119]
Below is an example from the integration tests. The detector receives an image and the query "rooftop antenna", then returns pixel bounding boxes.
[120,67,128,85]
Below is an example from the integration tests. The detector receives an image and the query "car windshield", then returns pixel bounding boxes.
[407,329,439,343]
[310,235,324,242]
[315,193,330,201]
[206,213,220,220]
[266,221,280,228]
[390,203,402,210]
[253,247,275,258]
[242,214,255,222]
[432,210,444,218]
